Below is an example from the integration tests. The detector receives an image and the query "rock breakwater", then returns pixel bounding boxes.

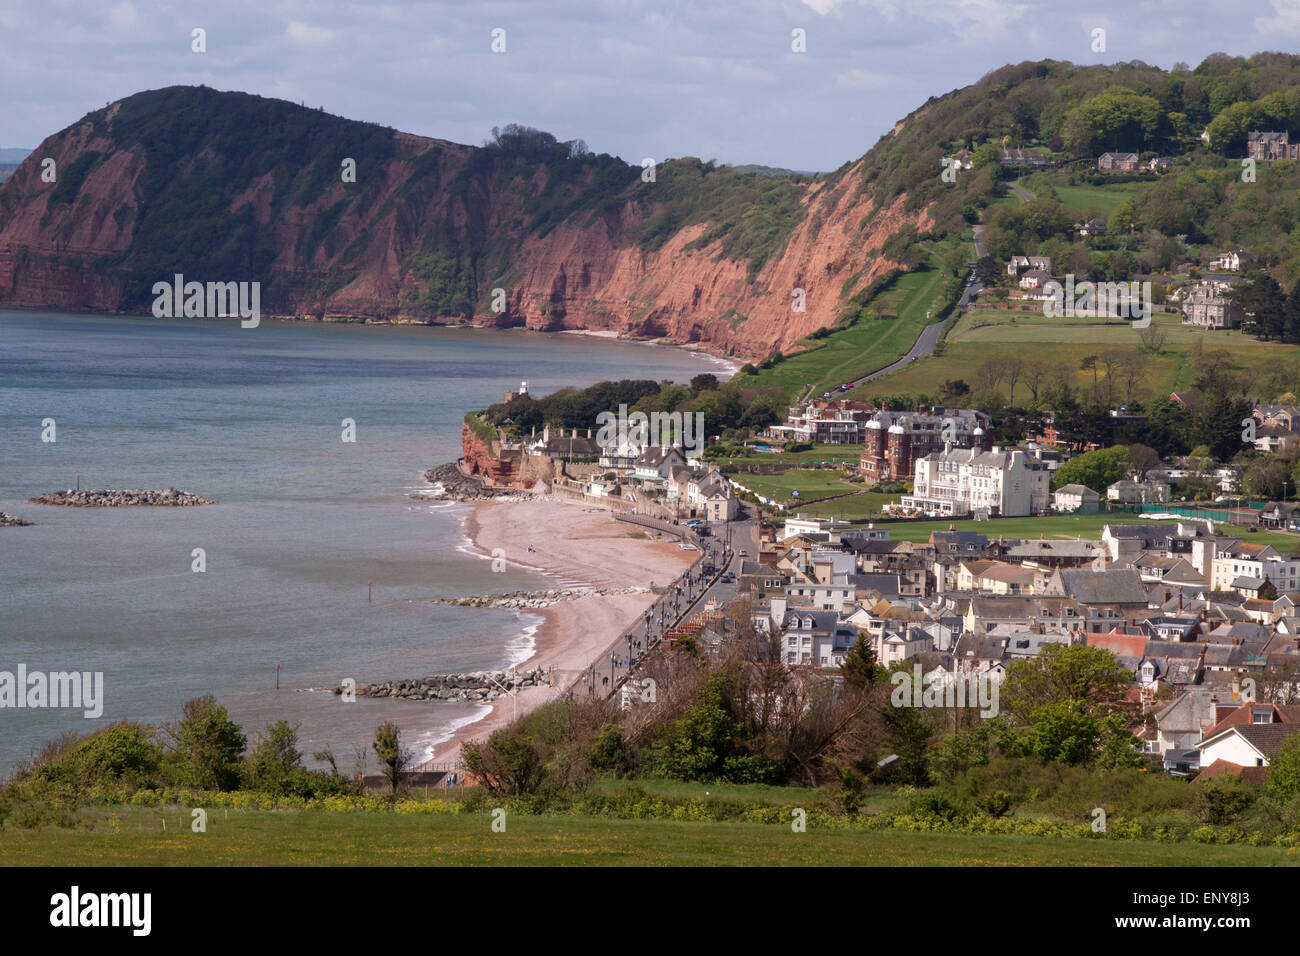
[0,512,34,526]
[340,667,552,702]
[413,463,526,502]
[439,586,648,609]
[28,488,216,507]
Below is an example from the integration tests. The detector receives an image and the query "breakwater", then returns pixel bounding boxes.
[28,488,216,507]
[438,586,649,609]
[0,512,34,526]
[340,666,552,702]
[415,463,526,502]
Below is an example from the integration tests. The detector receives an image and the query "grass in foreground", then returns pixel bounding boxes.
[3,805,1297,866]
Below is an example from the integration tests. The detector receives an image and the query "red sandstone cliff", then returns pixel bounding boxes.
[0,87,928,359]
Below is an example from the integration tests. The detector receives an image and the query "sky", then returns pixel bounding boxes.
[2,0,1299,171]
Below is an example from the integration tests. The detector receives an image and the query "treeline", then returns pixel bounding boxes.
[867,338,1254,461]
[480,375,785,442]
[462,602,1145,807]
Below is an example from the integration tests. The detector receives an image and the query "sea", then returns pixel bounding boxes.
[0,310,728,777]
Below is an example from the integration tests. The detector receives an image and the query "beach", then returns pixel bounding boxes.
[425,498,697,765]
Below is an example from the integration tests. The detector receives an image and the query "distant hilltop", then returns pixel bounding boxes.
[2,54,1298,356]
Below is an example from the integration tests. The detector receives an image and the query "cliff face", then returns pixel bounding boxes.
[0,86,925,358]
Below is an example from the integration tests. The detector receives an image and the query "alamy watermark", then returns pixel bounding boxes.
[0,665,104,718]
[595,403,705,458]
[152,273,261,328]
[1040,276,1151,328]
[890,664,999,718]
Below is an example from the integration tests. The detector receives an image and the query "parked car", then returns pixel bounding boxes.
[738,549,749,557]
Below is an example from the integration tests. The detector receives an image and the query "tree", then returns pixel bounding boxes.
[879,702,932,786]
[690,373,719,393]
[463,727,545,795]
[246,720,303,793]
[1050,445,1132,493]
[1001,644,1133,725]
[1258,657,1300,706]
[372,722,413,793]
[1080,355,1099,394]
[1266,732,1300,802]
[974,254,1000,287]
[1126,443,1162,479]
[840,635,884,690]
[169,696,247,791]
[1015,700,1100,765]
[1138,323,1169,353]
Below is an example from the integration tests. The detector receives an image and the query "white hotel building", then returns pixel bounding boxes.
[898,445,1052,518]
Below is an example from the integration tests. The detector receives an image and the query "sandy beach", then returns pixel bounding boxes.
[427,498,696,765]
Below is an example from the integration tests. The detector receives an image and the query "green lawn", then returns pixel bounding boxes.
[745,257,956,401]
[735,468,859,504]
[1017,173,1148,217]
[3,805,1295,865]
[855,310,1300,407]
[853,513,1295,547]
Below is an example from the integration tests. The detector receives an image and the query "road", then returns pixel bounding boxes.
[570,510,758,702]
[1007,182,1036,202]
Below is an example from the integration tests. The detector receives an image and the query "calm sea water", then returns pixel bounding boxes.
[0,311,724,775]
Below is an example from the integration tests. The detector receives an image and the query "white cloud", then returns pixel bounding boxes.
[1256,0,1300,33]
[285,20,335,46]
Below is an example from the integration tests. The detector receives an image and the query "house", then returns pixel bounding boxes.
[1006,255,1051,277]
[632,446,688,483]
[899,445,1053,518]
[957,560,1036,595]
[1079,218,1107,237]
[1098,151,1139,172]
[1148,157,1172,174]
[1041,568,1149,610]
[1246,130,1300,162]
[777,607,857,667]
[1196,701,1300,777]
[951,148,974,170]
[1211,540,1300,594]
[1209,249,1257,273]
[1181,281,1243,329]
[858,408,991,482]
[999,147,1053,168]
[527,425,598,459]
[766,398,876,445]
[1107,478,1170,504]
[781,514,853,543]
[1018,268,1052,293]
[1053,484,1100,514]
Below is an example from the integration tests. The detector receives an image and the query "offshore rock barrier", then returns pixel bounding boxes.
[342,667,552,702]
[414,463,526,502]
[0,512,34,526]
[440,586,648,609]
[28,488,216,507]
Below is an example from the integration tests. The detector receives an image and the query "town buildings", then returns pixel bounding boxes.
[857,408,991,483]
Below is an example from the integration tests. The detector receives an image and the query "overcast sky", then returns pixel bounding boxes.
[2,0,1299,170]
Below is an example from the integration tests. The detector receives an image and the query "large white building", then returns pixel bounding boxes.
[1211,540,1300,594]
[899,446,1052,518]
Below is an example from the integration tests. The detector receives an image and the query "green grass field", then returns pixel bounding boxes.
[855,310,1300,406]
[1017,173,1147,217]
[746,256,956,400]
[3,805,1296,865]
[852,513,1297,547]
[735,468,858,504]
